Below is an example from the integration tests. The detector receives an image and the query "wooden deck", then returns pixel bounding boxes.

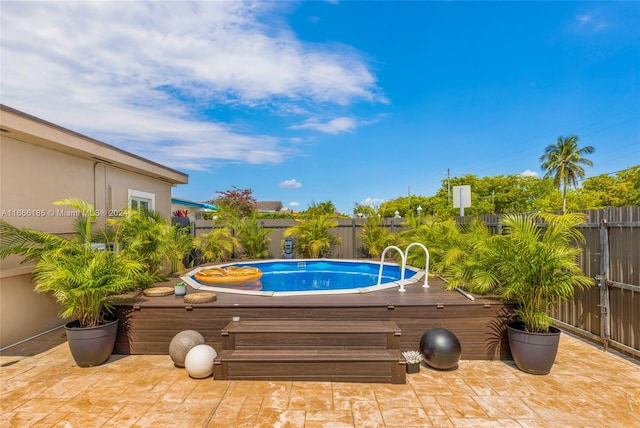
[215,319,407,383]
[114,275,513,361]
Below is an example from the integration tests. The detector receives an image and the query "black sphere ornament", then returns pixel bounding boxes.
[420,328,462,370]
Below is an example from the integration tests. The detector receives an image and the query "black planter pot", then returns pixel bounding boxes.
[65,317,119,367]
[507,321,561,375]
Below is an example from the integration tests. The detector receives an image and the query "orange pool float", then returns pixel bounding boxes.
[195,266,262,284]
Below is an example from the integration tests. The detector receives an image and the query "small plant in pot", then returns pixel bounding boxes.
[0,198,152,367]
[443,212,593,374]
[402,350,423,374]
[174,281,187,297]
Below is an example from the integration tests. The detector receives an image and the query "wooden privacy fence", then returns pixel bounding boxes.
[457,207,639,359]
[553,207,639,359]
[191,206,639,359]
[193,217,407,260]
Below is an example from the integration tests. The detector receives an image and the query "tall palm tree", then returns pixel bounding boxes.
[540,135,595,213]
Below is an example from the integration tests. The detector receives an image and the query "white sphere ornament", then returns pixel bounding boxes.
[185,344,217,379]
[169,330,205,367]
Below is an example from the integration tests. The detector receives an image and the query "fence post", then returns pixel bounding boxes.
[352,218,357,258]
[598,219,611,350]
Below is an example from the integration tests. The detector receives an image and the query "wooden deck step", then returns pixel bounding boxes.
[213,349,406,384]
[221,320,402,350]
[215,320,407,384]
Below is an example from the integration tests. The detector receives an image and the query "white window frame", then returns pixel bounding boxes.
[128,189,155,212]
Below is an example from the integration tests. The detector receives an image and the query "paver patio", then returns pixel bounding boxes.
[1,329,638,427]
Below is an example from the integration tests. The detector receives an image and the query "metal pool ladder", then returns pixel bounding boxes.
[377,243,430,292]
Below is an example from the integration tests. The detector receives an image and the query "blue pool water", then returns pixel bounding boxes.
[191,260,418,293]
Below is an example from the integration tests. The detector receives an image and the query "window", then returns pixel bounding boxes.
[128,189,155,212]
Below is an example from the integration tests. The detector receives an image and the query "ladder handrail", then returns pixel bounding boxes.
[377,246,406,292]
[404,242,430,288]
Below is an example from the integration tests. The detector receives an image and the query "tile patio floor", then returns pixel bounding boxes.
[1,329,638,427]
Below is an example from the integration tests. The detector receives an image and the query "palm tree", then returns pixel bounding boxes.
[434,217,492,281]
[540,135,595,213]
[359,214,395,258]
[0,199,151,327]
[108,209,175,280]
[305,201,337,217]
[283,215,341,258]
[233,213,273,259]
[443,212,592,333]
[193,227,241,262]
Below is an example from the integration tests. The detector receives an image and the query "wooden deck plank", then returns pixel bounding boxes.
[214,349,406,384]
[222,319,400,334]
[217,349,402,360]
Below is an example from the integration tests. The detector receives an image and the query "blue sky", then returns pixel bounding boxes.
[2,1,638,214]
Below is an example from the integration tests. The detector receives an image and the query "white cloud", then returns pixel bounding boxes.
[361,197,386,208]
[521,169,539,177]
[576,12,608,32]
[290,117,358,134]
[289,202,300,207]
[279,179,303,189]
[0,2,383,170]
[577,13,593,24]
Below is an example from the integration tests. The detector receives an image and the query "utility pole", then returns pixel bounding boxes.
[447,168,451,206]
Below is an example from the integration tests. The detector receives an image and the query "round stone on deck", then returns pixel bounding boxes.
[169,330,205,368]
[185,344,217,379]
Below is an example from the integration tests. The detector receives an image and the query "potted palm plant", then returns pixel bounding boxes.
[443,212,593,374]
[0,198,151,367]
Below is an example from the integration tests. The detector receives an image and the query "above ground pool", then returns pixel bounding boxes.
[182,259,424,296]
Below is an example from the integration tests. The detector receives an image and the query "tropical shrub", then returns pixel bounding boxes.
[108,209,178,280]
[303,201,338,218]
[33,246,147,326]
[0,198,151,327]
[211,186,257,218]
[442,212,593,333]
[193,227,240,262]
[283,215,341,258]
[432,218,492,278]
[359,214,395,258]
[232,213,273,259]
[165,224,194,273]
[397,214,460,271]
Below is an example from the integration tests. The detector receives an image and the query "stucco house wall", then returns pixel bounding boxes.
[0,105,188,348]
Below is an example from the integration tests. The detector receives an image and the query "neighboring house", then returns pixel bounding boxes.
[0,105,188,349]
[257,201,285,213]
[171,197,218,221]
